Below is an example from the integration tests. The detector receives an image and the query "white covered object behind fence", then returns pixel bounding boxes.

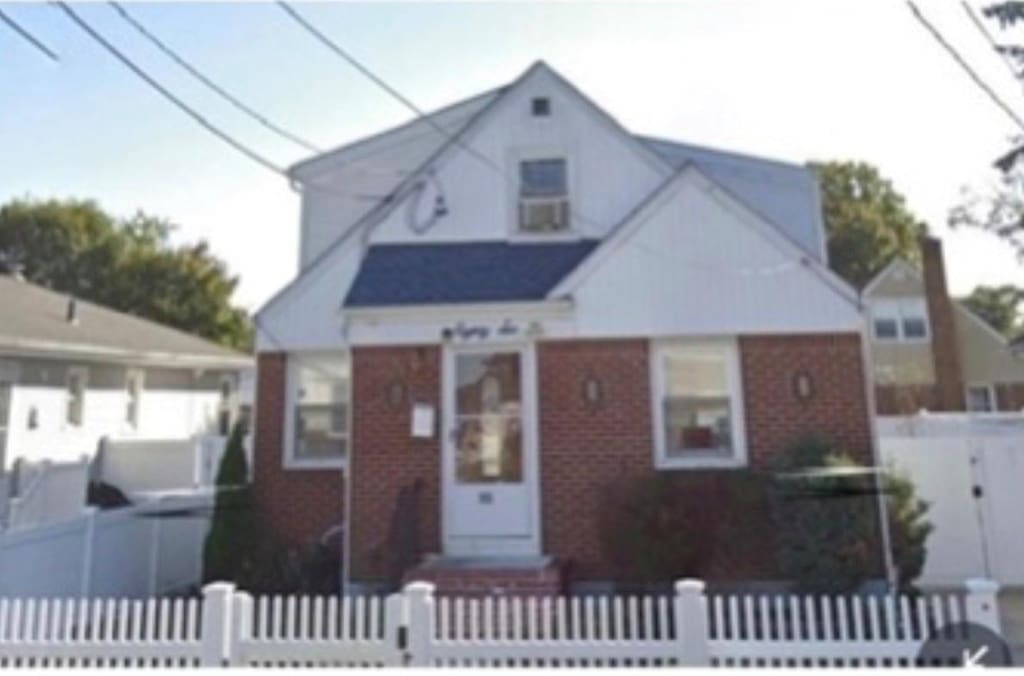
[96,436,228,498]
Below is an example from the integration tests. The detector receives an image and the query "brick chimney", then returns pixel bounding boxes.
[920,236,965,410]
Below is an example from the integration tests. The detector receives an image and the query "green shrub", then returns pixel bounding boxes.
[771,437,931,592]
[598,471,773,583]
[202,421,256,584]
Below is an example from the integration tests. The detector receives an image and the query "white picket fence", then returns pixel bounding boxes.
[0,578,1001,667]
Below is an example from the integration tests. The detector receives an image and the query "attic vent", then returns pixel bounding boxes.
[531,97,550,117]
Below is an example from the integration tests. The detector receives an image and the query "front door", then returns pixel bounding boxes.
[442,344,539,556]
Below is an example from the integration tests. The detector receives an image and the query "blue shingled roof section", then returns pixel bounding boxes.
[638,136,825,261]
[344,240,601,307]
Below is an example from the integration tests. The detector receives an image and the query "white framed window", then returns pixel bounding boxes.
[284,353,349,469]
[518,157,570,233]
[966,384,996,413]
[125,368,144,428]
[650,339,747,469]
[66,366,88,427]
[871,298,930,342]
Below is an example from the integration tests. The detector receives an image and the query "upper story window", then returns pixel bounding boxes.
[285,353,349,469]
[518,158,569,233]
[871,298,930,342]
[651,339,746,469]
[531,97,551,117]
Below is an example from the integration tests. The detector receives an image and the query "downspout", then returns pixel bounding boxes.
[858,291,897,591]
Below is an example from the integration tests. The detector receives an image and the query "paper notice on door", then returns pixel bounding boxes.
[411,403,435,438]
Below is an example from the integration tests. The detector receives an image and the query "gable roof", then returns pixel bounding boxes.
[262,61,830,321]
[0,275,251,368]
[638,136,825,261]
[863,257,1017,347]
[547,164,858,307]
[343,240,599,308]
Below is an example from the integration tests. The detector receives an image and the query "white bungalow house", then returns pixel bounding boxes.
[0,272,252,470]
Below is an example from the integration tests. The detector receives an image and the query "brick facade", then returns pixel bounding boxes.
[252,353,345,547]
[348,346,442,584]
[537,339,654,581]
[740,334,873,466]
[255,332,876,586]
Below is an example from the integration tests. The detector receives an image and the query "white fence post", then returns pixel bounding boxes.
[200,582,236,667]
[231,590,254,667]
[674,578,710,666]
[79,506,98,597]
[964,578,1001,633]
[403,581,435,666]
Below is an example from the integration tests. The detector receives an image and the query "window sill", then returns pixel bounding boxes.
[655,454,747,470]
[508,231,584,244]
[282,457,347,471]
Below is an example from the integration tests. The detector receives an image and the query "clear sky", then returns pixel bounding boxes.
[1,0,1022,311]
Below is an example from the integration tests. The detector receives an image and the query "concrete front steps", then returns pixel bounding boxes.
[402,555,564,597]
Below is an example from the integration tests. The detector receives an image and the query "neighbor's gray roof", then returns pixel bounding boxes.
[0,275,251,367]
[638,136,825,261]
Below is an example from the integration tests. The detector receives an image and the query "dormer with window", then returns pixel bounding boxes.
[517,157,570,235]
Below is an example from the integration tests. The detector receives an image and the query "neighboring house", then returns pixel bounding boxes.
[0,273,252,469]
[254,62,876,593]
[864,237,1024,414]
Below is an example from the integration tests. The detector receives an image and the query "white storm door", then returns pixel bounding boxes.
[443,345,539,556]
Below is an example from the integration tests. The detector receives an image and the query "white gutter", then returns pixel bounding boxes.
[0,338,252,370]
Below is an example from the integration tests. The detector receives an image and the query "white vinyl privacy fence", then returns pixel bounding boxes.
[0,579,1002,667]
[0,494,212,599]
[878,413,1024,588]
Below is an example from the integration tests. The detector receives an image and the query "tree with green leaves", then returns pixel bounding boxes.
[0,197,252,350]
[812,161,929,289]
[961,284,1024,338]
[948,2,1024,259]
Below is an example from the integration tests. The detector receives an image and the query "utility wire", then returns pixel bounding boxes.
[276,0,614,233]
[108,1,321,154]
[54,1,286,176]
[908,1,1024,133]
[963,0,1024,84]
[0,7,59,61]
[54,3,382,202]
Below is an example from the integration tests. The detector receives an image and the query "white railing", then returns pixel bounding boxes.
[0,578,1000,667]
[5,457,90,531]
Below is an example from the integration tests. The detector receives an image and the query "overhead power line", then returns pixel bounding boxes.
[275,0,615,233]
[0,7,59,62]
[963,0,1024,84]
[108,1,321,154]
[908,1,1024,134]
[54,1,286,176]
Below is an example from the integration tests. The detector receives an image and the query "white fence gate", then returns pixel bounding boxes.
[0,579,1002,667]
[879,413,1024,588]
